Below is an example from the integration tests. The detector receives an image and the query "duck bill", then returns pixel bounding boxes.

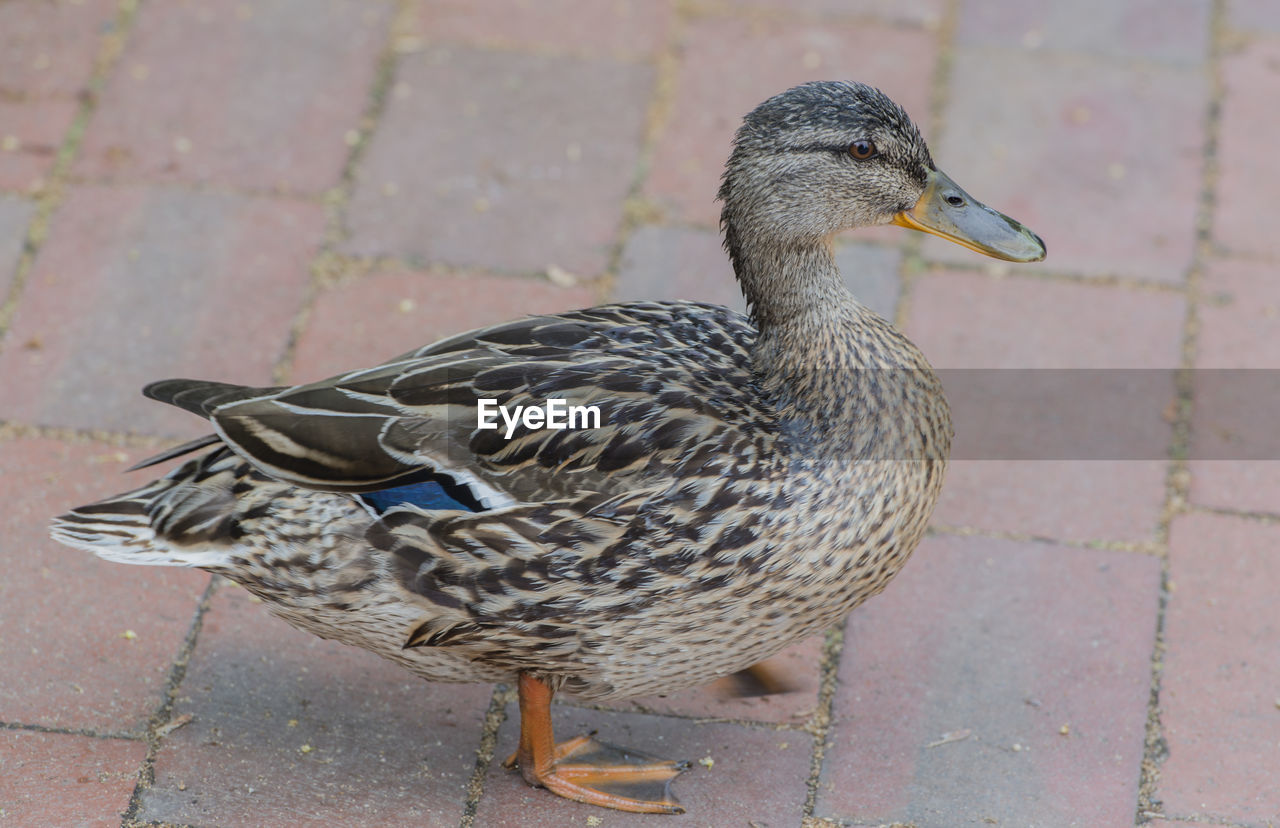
[892,169,1046,262]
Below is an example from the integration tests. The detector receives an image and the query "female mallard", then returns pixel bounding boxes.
[52,81,1044,814]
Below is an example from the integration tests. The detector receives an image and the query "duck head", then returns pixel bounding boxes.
[719,81,1045,263]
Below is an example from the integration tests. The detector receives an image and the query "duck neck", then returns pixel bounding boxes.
[725,220,944,460]
[725,222,849,332]
[725,221,869,389]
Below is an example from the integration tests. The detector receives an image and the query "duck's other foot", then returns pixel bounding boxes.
[719,661,798,698]
[507,673,689,814]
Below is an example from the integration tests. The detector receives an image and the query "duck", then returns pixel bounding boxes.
[51,81,1044,814]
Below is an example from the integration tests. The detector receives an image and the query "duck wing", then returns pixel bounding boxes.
[148,301,779,508]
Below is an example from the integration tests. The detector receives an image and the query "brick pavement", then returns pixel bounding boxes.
[1,1,1276,826]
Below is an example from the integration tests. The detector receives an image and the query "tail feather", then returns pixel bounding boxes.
[50,451,245,569]
[126,433,224,472]
[143,378,283,419]
[51,504,229,569]
[52,497,150,548]
[121,378,284,472]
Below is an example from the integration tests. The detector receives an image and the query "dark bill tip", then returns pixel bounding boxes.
[892,169,1046,263]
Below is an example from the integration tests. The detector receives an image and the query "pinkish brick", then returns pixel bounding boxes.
[1189,461,1280,517]
[906,270,1184,541]
[612,225,742,309]
[290,269,597,382]
[474,707,812,825]
[0,99,77,194]
[77,0,393,194]
[1213,35,1280,259]
[955,0,1211,63]
[0,0,118,99]
[818,535,1159,825]
[1195,258,1280,369]
[0,438,207,733]
[1230,0,1280,31]
[934,460,1169,543]
[722,0,945,27]
[908,271,1186,369]
[1190,257,1280,513]
[410,0,674,57]
[342,46,651,277]
[836,242,903,321]
[1160,512,1280,822]
[0,0,114,196]
[927,49,1205,282]
[139,585,492,827]
[0,195,34,298]
[646,16,937,228]
[0,730,146,828]
[0,185,322,437]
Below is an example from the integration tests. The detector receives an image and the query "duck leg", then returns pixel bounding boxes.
[504,672,689,813]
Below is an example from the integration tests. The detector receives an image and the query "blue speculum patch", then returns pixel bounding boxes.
[359,478,481,513]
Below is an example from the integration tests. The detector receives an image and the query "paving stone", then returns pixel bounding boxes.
[1229,0,1280,32]
[817,535,1159,826]
[474,706,812,825]
[1160,513,1280,823]
[836,243,903,320]
[0,194,34,299]
[0,99,77,194]
[1189,257,1280,514]
[905,270,1184,542]
[645,15,937,229]
[1212,35,1280,259]
[613,225,741,309]
[934,460,1169,543]
[927,48,1206,283]
[139,584,493,827]
[611,635,823,725]
[1195,258,1280,368]
[0,0,118,99]
[614,224,902,320]
[409,0,675,57]
[955,0,1212,63]
[1189,461,1280,518]
[0,0,113,197]
[721,0,946,27]
[0,185,322,437]
[290,268,597,382]
[0,438,207,733]
[342,46,651,277]
[76,0,393,194]
[909,272,1186,369]
[0,730,146,827]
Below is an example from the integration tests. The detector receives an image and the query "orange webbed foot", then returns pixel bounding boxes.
[507,674,690,814]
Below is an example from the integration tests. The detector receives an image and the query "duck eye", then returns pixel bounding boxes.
[848,140,877,160]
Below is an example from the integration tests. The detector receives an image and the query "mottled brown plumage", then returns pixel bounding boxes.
[51,81,1044,813]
